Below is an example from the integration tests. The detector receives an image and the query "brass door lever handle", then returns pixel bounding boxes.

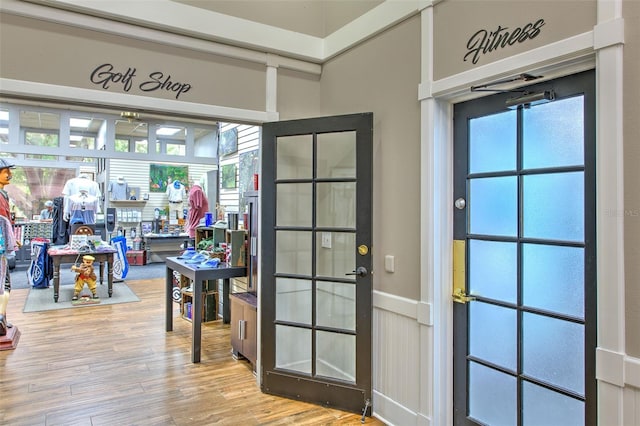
[452,288,476,304]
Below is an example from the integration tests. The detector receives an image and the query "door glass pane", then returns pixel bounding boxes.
[470,302,517,371]
[523,244,585,319]
[523,172,584,242]
[316,331,355,382]
[276,278,312,324]
[522,381,585,426]
[316,232,355,279]
[316,281,355,330]
[522,313,585,395]
[277,183,312,227]
[317,182,356,228]
[523,96,584,169]
[469,110,517,173]
[469,176,517,237]
[277,134,312,179]
[276,230,311,276]
[469,239,517,303]
[469,362,517,426]
[316,131,356,179]
[276,325,311,374]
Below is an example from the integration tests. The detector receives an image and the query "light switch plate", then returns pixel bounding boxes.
[321,232,332,249]
[385,255,395,272]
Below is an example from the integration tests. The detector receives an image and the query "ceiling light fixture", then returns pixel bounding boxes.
[120,111,140,122]
[157,127,182,136]
[70,118,91,128]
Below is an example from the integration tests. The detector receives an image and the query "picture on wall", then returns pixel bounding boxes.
[149,164,189,193]
[239,149,259,194]
[219,127,238,157]
[239,149,260,214]
[221,164,237,189]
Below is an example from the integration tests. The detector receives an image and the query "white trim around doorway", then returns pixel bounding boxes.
[420,3,627,426]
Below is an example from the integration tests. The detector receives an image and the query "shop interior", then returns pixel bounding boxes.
[1,101,261,340]
[1,102,260,269]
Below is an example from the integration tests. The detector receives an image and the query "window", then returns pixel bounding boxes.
[115,119,148,153]
[21,110,60,160]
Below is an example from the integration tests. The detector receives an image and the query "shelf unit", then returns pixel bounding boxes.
[110,200,146,244]
[180,286,219,323]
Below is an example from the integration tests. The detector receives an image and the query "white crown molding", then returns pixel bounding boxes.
[323,0,422,61]
[7,0,422,64]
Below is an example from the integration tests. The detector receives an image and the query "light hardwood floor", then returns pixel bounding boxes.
[1,278,386,425]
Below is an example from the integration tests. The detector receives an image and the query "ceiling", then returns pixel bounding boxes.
[170,0,383,38]
[21,0,400,63]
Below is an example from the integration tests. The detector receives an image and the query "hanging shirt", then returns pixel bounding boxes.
[108,180,129,200]
[65,192,99,224]
[185,184,209,238]
[62,176,102,199]
[166,181,185,203]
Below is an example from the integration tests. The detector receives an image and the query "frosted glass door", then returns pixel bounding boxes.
[453,71,596,425]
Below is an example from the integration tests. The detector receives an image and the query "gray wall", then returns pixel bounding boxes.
[317,16,422,299]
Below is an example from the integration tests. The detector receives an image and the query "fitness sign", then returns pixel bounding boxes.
[89,63,192,99]
[464,18,545,65]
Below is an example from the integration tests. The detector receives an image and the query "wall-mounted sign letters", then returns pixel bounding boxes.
[464,19,545,65]
[89,63,192,99]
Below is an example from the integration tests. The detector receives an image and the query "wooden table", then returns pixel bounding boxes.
[165,256,247,363]
[47,249,116,303]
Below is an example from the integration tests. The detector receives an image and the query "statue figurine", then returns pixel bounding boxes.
[71,255,98,300]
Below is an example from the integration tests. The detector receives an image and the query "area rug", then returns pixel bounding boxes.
[23,282,140,313]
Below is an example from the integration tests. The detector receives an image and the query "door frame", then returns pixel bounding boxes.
[425,46,624,423]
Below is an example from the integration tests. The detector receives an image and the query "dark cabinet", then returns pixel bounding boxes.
[230,293,257,368]
[230,191,259,369]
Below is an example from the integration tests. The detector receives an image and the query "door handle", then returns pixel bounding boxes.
[346,266,367,277]
[452,287,476,304]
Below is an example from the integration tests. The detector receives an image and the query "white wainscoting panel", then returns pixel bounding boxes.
[373,297,422,425]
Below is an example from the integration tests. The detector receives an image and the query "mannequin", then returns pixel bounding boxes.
[108,176,128,201]
[62,174,101,223]
[0,158,17,335]
[185,174,209,238]
[62,174,101,199]
[64,189,99,224]
[166,178,186,220]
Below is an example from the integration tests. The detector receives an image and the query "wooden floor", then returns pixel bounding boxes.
[0,278,386,426]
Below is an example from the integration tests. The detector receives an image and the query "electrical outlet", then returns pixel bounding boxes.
[321,232,332,249]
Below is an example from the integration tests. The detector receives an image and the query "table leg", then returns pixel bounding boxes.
[192,279,202,363]
[53,264,60,303]
[107,258,113,297]
[165,267,174,332]
[99,261,104,285]
[223,278,230,324]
